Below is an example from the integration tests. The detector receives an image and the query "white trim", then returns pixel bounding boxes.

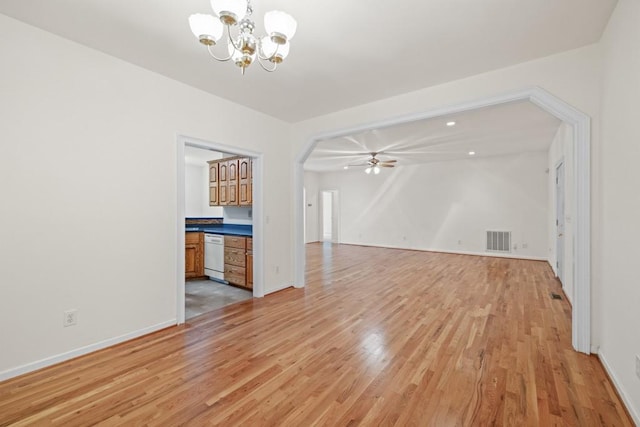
[176,135,265,325]
[265,284,294,294]
[293,86,591,354]
[598,352,640,425]
[0,320,175,382]
[332,242,548,261]
[554,159,565,284]
[550,157,566,278]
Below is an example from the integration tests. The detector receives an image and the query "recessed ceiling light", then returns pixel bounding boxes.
[468,151,476,156]
[343,165,349,170]
[446,121,456,127]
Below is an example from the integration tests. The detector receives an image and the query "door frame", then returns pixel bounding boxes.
[176,135,265,325]
[555,160,566,285]
[293,86,592,354]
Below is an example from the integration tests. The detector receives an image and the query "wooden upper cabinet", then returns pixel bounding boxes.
[208,162,219,206]
[239,157,252,206]
[227,159,238,205]
[208,156,252,207]
[218,161,229,206]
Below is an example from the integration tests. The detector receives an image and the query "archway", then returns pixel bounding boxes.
[293,87,591,353]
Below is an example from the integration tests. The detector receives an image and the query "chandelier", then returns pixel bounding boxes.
[189,0,297,75]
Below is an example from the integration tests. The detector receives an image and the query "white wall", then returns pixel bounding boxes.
[547,123,575,304]
[185,163,206,217]
[223,206,252,225]
[304,172,320,242]
[598,0,640,421]
[0,15,291,378]
[185,150,225,219]
[185,160,226,218]
[315,152,548,258]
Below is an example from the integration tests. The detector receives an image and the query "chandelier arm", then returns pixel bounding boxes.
[257,56,278,72]
[206,44,233,62]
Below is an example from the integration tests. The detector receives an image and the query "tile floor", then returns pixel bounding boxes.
[185,279,253,320]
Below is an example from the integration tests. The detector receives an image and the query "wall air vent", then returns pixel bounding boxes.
[486,231,511,253]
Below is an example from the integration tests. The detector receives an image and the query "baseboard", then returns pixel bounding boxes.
[337,242,547,261]
[0,319,176,382]
[598,351,640,425]
[266,283,294,294]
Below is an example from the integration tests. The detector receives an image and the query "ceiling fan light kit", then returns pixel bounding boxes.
[189,0,297,75]
[349,152,396,174]
[364,166,381,175]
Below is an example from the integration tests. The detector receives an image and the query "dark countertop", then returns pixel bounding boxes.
[185,224,252,237]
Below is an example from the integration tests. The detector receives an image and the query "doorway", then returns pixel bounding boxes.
[321,190,339,243]
[177,135,265,325]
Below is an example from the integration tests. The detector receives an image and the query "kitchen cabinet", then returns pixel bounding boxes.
[208,156,252,207]
[208,161,219,206]
[246,237,253,289]
[224,235,249,289]
[227,159,238,205]
[185,232,204,279]
[239,157,252,206]
[218,161,229,206]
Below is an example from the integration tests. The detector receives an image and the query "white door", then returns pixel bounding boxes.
[556,162,565,284]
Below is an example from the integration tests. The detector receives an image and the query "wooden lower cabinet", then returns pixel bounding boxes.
[224,235,247,288]
[185,232,204,279]
[246,238,253,289]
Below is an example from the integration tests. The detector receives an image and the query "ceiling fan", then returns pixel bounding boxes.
[348,152,397,174]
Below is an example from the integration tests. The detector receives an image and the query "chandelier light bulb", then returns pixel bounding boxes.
[264,10,297,44]
[189,14,223,44]
[373,166,381,175]
[365,167,372,174]
[260,37,290,63]
[211,0,248,25]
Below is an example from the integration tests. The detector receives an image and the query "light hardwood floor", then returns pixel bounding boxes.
[0,243,633,426]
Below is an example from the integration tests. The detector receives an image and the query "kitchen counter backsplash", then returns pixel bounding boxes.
[185,217,223,226]
[185,218,252,237]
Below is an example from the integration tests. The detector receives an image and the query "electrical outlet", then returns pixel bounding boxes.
[458,240,462,245]
[275,265,280,274]
[63,309,78,327]
[636,355,640,379]
[522,243,528,249]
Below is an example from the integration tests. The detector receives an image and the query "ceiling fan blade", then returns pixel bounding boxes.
[379,164,395,168]
[379,159,397,163]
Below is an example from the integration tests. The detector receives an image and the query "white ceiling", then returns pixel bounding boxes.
[0,0,617,122]
[304,100,562,172]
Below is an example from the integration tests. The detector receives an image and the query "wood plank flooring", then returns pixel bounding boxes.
[0,243,633,426]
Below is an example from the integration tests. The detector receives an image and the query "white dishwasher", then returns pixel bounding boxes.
[204,234,225,281]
